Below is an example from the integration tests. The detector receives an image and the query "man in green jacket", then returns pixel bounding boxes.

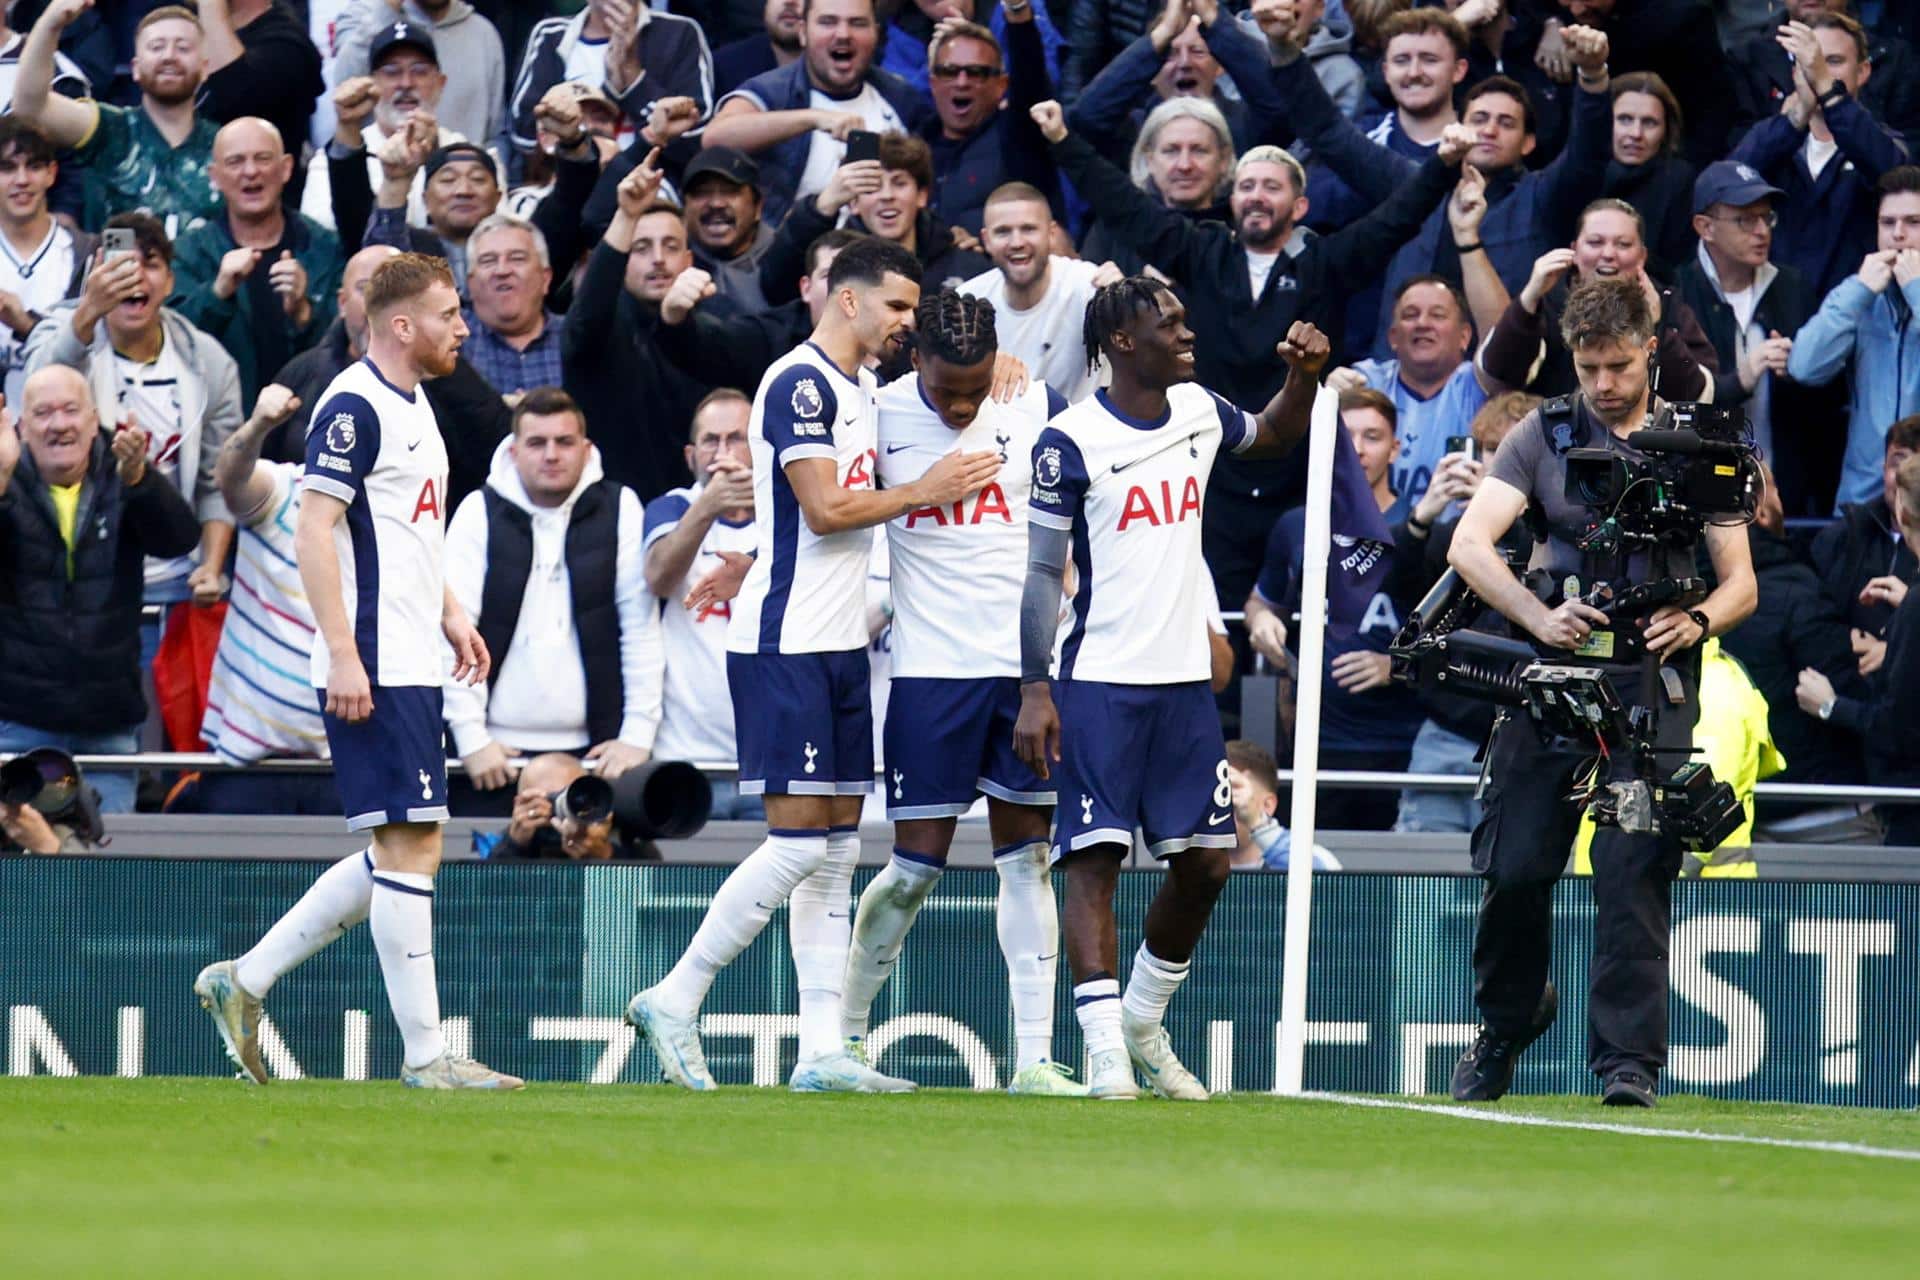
[170,117,343,408]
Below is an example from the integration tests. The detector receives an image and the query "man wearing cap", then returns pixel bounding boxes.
[509,0,716,161]
[171,117,344,410]
[1673,159,1826,513]
[683,147,772,314]
[303,21,471,244]
[1727,13,1908,301]
[365,131,503,301]
[330,0,505,150]
[14,1,221,235]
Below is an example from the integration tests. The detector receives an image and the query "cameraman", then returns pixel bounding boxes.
[495,753,659,862]
[1445,275,1757,1109]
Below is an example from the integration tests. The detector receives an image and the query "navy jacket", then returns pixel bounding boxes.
[918,15,1059,234]
[1729,90,1910,302]
[715,60,932,225]
[1729,23,1920,157]
[1373,81,1613,357]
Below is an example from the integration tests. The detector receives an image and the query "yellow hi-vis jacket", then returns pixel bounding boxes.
[1573,639,1785,877]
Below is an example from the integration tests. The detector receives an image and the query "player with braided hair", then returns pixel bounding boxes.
[837,287,1088,1095]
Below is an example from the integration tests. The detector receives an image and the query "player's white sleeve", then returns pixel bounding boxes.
[615,488,664,751]
[442,491,493,758]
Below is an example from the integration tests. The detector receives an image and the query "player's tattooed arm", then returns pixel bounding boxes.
[1013,521,1071,778]
[1243,320,1332,458]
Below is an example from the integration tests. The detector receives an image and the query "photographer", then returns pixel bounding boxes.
[493,753,659,862]
[1,747,104,855]
[1444,275,1757,1109]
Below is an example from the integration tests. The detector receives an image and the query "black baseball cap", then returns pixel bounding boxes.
[681,147,760,191]
[425,142,497,182]
[369,19,439,69]
[1692,161,1785,215]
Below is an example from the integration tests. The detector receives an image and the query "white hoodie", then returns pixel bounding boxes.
[443,437,662,758]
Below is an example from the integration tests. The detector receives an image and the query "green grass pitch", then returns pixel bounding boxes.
[3,1080,1917,1278]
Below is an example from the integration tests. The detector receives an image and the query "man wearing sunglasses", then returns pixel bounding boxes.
[916,4,1060,235]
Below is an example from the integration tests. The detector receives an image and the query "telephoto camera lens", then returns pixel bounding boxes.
[550,775,615,826]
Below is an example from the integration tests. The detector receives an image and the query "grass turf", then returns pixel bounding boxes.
[3,1080,1916,1278]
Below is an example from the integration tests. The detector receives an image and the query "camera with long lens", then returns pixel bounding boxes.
[0,747,105,847]
[549,775,613,826]
[548,762,715,840]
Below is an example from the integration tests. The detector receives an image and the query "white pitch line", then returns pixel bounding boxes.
[1306,1092,1920,1163]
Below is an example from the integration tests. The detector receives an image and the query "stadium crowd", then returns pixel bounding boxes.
[3,0,1920,857]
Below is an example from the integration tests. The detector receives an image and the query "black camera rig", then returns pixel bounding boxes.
[1386,402,1757,853]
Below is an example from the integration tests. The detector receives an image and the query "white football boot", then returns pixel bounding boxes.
[790,1044,917,1093]
[193,960,268,1084]
[401,1051,525,1090]
[1085,1048,1141,1101]
[1122,1011,1209,1100]
[626,987,716,1090]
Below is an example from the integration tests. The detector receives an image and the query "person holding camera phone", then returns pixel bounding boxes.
[1444,274,1756,1109]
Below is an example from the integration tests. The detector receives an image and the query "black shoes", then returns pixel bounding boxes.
[1450,980,1558,1102]
[1601,1068,1658,1108]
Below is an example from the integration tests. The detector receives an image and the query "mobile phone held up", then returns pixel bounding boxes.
[844,129,881,166]
[1446,434,1480,463]
[100,227,136,264]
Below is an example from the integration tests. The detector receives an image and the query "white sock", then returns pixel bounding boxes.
[369,870,447,1070]
[1073,976,1123,1056]
[1121,942,1192,1027]
[790,826,859,1061]
[994,840,1059,1071]
[652,830,829,1018]
[841,849,944,1041]
[235,849,374,997]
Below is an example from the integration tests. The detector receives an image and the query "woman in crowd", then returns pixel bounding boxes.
[1601,72,1696,277]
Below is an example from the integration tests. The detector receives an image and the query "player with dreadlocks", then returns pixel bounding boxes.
[1015,278,1333,1099]
[837,287,1089,1095]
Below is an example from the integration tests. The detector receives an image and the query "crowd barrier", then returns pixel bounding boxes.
[6,859,1916,1106]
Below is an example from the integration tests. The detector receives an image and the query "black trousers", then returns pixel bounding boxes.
[1468,658,1697,1080]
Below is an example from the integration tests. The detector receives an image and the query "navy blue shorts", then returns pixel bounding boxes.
[727,649,873,796]
[1049,679,1234,863]
[882,676,1054,819]
[317,684,449,832]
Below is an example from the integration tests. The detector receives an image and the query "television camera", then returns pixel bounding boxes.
[1386,403,1760,852]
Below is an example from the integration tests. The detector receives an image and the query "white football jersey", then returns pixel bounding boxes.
[728,343,878,656]
[0,221,78,408]
[959,256,1106,402]
[877,374,1063,679]
[300,357,450,689]
[643,483,757,763]
[1030,386,1257,684]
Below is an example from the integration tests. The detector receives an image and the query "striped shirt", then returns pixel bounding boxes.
[202,463,329,763]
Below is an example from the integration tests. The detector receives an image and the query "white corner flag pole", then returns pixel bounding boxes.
[1276,384,1340,1096]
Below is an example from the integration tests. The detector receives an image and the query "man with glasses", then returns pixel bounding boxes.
[303,22,473,243]
[1674,161,1827,514]
[915,6,1058,234]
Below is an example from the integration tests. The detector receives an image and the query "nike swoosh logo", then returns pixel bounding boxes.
[1207,810,1230,825]
[407,438,422,451]
[885,444,913,454]
[406,950,432,959]
[1037,952,1057,963]
[1111,432,1203,473]
[827,911,851,920]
